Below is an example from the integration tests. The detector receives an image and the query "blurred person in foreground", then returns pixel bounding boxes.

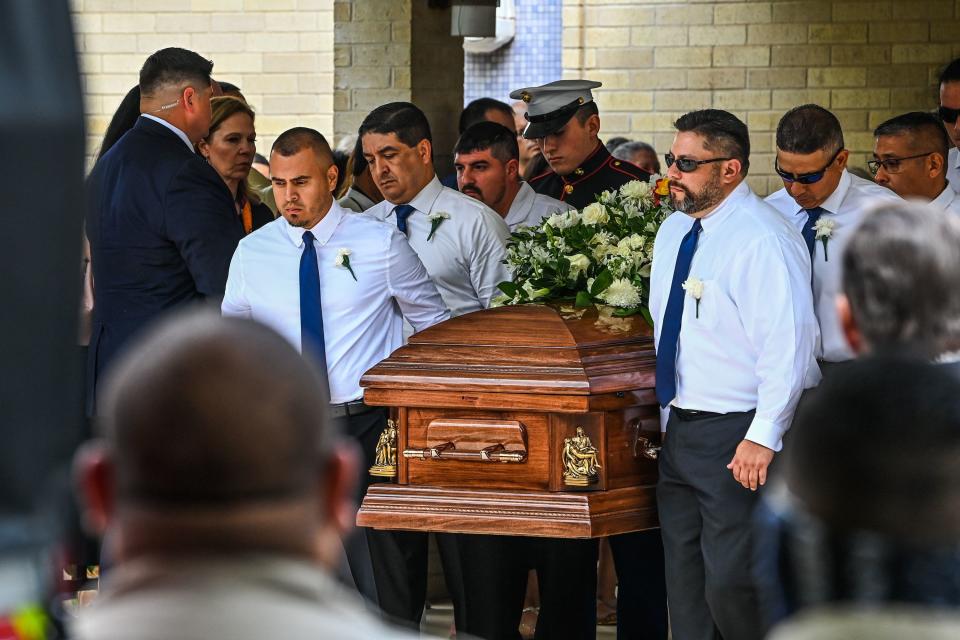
[765,355,960,639]
[197,96,274,234]
[72,311,422,640]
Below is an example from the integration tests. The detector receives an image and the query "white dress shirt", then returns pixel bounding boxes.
[931,181,960,215]
[222,201,449,403]
[765,170,901,362]
[365,176,512,317]
[504,182,573,231]
[948,147,960,189]
[140,114,194,151]
[651,182,821,451]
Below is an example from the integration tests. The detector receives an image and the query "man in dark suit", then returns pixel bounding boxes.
[838,198,960,368]
[85,47,243,414]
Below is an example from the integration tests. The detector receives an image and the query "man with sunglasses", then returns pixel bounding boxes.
[765,104,899,375]
[938,58,960,188]
[651,108,819,640]
[872,112,960,214]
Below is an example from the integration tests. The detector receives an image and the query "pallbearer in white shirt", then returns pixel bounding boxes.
[938,58,960,188]
[359,102,510,631]
[453,121,572,231]
[871,112,960,214]
[651,109,819,640]
[362,102,511,317]
[221,127,449,610]
[765,104,900,372]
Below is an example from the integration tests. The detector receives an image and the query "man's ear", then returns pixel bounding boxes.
[196,138,210,160]
[319,438,360,537]
[837,293,865,355]
[73,441,116,538]
[585,114,601,139]
[417,139,433,166]
[929,152,945,178]
[326,163,339,194]
[505,158,520,181]
[836,148,850,171]
[721,159,743,184]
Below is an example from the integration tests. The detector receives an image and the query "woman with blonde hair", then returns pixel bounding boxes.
[198,96,274,234]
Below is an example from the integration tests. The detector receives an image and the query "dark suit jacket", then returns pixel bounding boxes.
[85,116,243,412]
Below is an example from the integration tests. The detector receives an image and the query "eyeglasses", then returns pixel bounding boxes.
[867,152,934,175]
[664,153,732,173]
[774,147,843,185]
[938,106,960,124]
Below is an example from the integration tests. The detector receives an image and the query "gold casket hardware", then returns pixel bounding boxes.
[635,435,661,461]
[403,441,527,463]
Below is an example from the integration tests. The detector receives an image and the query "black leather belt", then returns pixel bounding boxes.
[329,400,377,419]
[671,406,724,421]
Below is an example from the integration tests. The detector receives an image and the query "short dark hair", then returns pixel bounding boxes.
[776,104,843,155]
[788,355,960,544]
[874,111,950,160]
[459,97,514,135]
[843,201,960,356]
[96,85,141,162]
[605,136,631,153]
[358,102,432,147]
[939,57,960,85]
[271,126,333,164]
[139,47,214,97]
[454,121,519,164]
[253,153,268,166]
[348,134,368,177]
[218,80,241,95]
[613,141,661,174]
[674,109,750,176]
[574,101,599,124]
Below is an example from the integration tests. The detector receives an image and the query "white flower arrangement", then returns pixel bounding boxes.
[813,217,836,261]
[334,248,357,281]
[682,277,704,318]
[497,176,674,322]
[426,211,450,241]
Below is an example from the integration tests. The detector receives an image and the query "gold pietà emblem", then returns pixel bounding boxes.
[369,419,399,478]
[562,426,601,486]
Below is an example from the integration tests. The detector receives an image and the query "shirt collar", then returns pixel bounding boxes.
[139,114,194,152]
[695,181,751,233]
[284,200,345,247]
[505,181,535,226]
[816,169,852,216]
[400,175,443,215]
[933,181,957,209]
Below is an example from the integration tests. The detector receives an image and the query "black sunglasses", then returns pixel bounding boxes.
[664,153,732,173]
[867,152,934,175]
[939,106,960,124]
[774,147,843,185]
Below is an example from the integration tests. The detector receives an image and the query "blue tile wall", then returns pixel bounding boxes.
[464,0,563,105]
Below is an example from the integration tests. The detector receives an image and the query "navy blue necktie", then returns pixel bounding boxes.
[655,218,703,408]
[801,207,823,257]
[299,230,327,366]
[393,204,415,235]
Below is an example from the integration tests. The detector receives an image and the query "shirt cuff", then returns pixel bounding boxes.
[744,416,785,452]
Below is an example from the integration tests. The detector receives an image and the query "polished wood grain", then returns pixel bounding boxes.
[357,484,659,538]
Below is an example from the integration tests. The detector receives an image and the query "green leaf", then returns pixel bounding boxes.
[640,306,654,328]
[575,291,593,308]
[498,281,518,297]
[590,269,614,295]
[611,306,640,317]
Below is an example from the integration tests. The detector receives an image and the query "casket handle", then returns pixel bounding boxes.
[635,435,661,460]
[402,441,527,463]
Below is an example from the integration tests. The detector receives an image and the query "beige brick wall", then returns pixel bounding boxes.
[563,0,960,195]
[71,0,335,167]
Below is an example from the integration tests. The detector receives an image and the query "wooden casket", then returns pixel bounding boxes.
[356,304,661,538]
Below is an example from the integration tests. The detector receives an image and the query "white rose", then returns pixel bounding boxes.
[581,202,610,226]
[567,253,590,277]
[682,277,704,299]
[334,247,352,267]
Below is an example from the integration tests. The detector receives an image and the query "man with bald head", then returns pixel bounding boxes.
[222,126,448,608]
[72,311,418,640]
[871,111,960,213]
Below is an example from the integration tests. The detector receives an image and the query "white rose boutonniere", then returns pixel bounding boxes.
[813,218,836,261]
[427,211,450,241]
[335,248,357,281]
[682,277,704,318]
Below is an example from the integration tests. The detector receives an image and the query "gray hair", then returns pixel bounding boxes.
[612,141,660,173]
[843,201,960,356]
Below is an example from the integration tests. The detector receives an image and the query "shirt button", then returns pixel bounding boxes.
[574,168,584,176]
[564,184,574,194]
[613,161,621,166]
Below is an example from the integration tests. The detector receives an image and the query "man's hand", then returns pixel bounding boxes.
[726,440,774,491]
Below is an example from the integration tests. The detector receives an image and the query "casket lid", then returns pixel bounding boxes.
[361,304,655,396]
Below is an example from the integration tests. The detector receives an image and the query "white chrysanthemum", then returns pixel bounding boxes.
[599,278,641,307]
[598,189,617,205]
[581,202,610,226]
[567,253,590,278]
[334,247,352,267]
[589,231,615,246]
[427,211,450,221]
[620,180,652,201]
[546,210,581,229]
[682,277,704,299]
[813,218,835,239]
